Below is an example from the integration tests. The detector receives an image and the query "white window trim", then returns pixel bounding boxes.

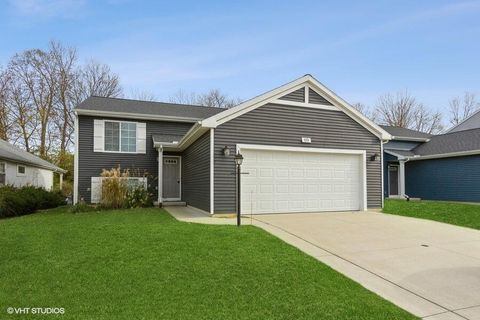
[236,144,368,211]
[103,119,139,154]
[17,164,26,176]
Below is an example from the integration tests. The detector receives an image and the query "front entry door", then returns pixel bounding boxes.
[388,164,399,196]
[163,156,181,200]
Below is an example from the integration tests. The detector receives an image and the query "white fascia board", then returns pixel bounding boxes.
[270,99,341,111]
[391,136,430,142]
[153,122,208,151]
[408,149,480,161]
[200,75,392,141]
[75,109,200,123]
[305,75,391,141]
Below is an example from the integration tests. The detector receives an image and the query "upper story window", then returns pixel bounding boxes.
[104,121,137,152]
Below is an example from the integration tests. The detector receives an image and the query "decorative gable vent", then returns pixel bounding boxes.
[308,88,333,106]
[279,87,305,103]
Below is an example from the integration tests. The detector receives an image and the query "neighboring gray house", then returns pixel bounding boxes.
[74,75,391,214]
[0,139,66,190]
[383,122,480,202]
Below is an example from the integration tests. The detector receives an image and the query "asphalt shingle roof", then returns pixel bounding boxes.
[380,126,433,139]
[0,139,66,173]
[76,96,225,120]
[412,128,480,156]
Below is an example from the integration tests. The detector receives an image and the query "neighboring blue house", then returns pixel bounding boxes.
[382,119,480,202]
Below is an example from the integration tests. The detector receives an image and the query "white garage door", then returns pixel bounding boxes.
[240,146,365,214]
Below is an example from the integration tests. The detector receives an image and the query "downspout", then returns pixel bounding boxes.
[399,156,411,200]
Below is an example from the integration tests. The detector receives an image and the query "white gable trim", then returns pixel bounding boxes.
[201,75,391,140]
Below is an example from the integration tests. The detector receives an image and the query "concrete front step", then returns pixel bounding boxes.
[163,201,186,207]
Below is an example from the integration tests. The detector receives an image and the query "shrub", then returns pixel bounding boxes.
[100,167,128,209]
[0,185,66,218]
[126,185,153,208]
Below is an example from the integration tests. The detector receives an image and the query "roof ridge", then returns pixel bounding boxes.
[89,95,223,110]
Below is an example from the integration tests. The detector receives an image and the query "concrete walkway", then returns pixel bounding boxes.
[165,207,480,320]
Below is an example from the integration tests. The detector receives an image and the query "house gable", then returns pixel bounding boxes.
[201,75,391,140]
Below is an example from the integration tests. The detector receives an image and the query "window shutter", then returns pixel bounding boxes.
[91,177,102,203]
[93,120,104,152]
[136,122,147,153]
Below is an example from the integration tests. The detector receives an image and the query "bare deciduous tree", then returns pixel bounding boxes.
[0,68,13,140]
[352,102,378,122]
[374,90,443,134]
[449,92,479,126]
[169,88,241,108]
[127,88,157,101]
[74,61,122,100]
[3,42,122,159]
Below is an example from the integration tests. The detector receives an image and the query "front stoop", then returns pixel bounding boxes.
[162,201,187,207]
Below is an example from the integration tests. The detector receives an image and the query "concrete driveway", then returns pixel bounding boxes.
[253,212,480,320]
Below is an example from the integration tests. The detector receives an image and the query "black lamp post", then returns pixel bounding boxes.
[234,153,244,226]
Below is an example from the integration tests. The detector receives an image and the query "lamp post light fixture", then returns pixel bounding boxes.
[234,153,244,226]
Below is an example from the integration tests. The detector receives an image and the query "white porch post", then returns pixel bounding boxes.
[399,160,406,197]
[158,147,163,206]
[59,173,63,190]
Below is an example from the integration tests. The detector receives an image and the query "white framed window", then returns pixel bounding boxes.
[0,162,5,185]
[90,176,147,203]
[17,164,26,176]
[104,121,137,152]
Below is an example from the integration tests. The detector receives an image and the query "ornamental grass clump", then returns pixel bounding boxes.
[100,167,129,209]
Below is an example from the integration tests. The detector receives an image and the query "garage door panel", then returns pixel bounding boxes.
[241,148,363,214]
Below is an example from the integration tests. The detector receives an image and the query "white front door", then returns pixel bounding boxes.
[240,147,365,214]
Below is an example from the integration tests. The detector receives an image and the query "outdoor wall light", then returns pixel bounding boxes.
[223,146,230,156]
[370,153,379,161]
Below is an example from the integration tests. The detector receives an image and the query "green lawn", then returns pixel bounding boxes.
[384,199,480,230]
[0,207,416,320]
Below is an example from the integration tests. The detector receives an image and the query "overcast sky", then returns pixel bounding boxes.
[1,0,479,113]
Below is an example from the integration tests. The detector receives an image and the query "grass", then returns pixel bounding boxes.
[0,207,417,320]
[384,199,480,230]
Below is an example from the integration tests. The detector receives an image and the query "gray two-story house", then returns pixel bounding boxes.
[74,75,391,215]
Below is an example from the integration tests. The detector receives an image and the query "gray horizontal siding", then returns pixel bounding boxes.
[77,115,192,203]
[214,103,382,213]
[182,131,210,212]
[406,155,480,202]
[308,88,333,105]
[279,88,305,102]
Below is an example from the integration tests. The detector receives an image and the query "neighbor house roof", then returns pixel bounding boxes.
[380,126,432,141]
[0,139,66,173]
[412,128,480,156]
[75,96,224,122]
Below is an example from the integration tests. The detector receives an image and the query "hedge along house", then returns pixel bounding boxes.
[0,139,66,190]
[74,75,391,215]
[382,123,480,202]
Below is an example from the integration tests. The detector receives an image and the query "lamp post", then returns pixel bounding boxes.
[234,153,244,226]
